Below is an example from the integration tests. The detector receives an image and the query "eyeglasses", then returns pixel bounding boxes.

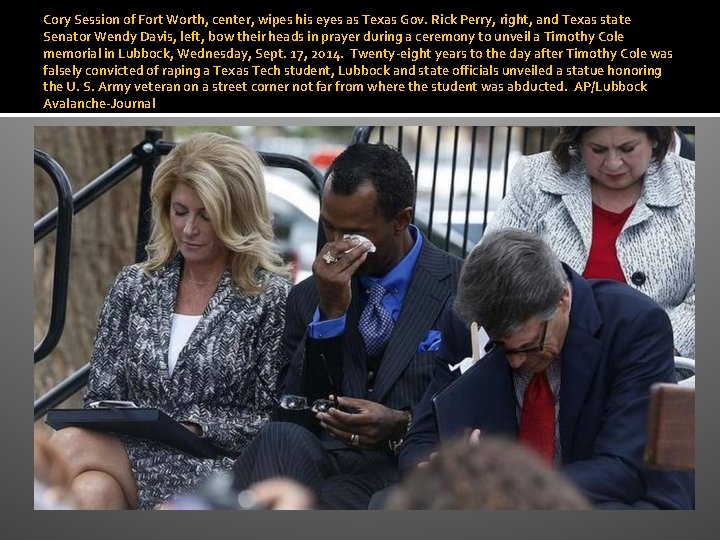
[88,400,138,409]
[487,320,549,356]
[279,394,338,414]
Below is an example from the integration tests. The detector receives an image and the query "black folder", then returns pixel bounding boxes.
[45,408,234,458]
[431,347,504,441]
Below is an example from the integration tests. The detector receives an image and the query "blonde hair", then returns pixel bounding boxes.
[143,132,290,293]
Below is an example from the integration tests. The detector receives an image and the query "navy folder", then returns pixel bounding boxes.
[45,408,234,458]
[431,347,510,441]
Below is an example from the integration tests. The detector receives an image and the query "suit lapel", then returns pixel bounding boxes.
[343,279,368,396]
[558,268,603,462]
[153,258,179,381]
[176,271,239,375]
[539,158,593,255]
[562,188,593,255]
[622,158,680,231]
[622,199,654,230]
[371,243,451,403]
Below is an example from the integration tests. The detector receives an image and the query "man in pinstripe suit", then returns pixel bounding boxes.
[232,142,462,509]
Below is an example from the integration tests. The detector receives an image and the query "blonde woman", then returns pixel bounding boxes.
[49,132,292,509]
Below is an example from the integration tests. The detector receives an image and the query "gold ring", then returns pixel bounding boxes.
[323,251,339,264]
[350,433,359,446]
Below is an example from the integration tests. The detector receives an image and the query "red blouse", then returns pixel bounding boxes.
[583,203,635,282]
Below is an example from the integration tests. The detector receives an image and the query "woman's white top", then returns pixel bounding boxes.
[168,314,202,376]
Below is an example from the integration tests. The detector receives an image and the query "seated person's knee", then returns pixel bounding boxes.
[73,470,132,510]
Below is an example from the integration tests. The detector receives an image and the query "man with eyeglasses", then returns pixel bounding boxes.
[398,228,694,509]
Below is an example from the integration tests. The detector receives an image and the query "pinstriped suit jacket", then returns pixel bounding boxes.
[486,151,695,357]
[277,238,462,453]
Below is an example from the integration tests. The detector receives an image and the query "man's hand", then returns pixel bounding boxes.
[416,428,481,469]
[315,396,407,449]
[246,478,315,510]
[416,451,439,469]
[313,237,372,320]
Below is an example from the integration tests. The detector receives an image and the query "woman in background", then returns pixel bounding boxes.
[486,126,694,358]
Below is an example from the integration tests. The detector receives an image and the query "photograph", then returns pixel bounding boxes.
[33,123,695,513]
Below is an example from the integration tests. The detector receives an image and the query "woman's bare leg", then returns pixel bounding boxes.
[49,427,139,509]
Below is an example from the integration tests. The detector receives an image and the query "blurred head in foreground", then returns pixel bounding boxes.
[387,436,591,510]
[34,430,76,509]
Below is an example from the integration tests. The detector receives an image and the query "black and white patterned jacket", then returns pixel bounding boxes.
[84,255,291,452]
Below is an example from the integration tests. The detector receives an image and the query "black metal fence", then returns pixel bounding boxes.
[351,126,559,257]
[34,125,695,416]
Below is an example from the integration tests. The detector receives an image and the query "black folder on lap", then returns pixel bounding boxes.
[432,347,506,441]
[45,408,234,458]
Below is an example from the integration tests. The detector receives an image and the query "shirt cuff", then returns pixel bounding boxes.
[307,307,346,339]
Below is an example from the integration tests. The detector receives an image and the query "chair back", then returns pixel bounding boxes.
[644,383,695,470]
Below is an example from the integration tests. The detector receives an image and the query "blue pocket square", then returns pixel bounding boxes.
[418,329,442,352]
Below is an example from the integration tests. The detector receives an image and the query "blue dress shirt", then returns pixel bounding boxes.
[307,225,442,352]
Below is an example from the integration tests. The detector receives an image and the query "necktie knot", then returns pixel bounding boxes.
[359,282,394,357]
[368,282,386,304]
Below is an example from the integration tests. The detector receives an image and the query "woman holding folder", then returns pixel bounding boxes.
[48,133,291,509]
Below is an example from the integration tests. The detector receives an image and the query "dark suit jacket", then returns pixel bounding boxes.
[277,237,462,464]
[399,265,694,509]
[677,129,695,161]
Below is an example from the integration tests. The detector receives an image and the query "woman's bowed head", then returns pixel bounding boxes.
[145,131,289,293]
[47,133,292,509]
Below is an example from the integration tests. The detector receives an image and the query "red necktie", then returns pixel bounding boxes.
[519,371,555,465]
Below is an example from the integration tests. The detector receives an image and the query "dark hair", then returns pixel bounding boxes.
[551,126,674,172]
[386,436,591,510]
[325,142,415,220]
[454,228,566,337]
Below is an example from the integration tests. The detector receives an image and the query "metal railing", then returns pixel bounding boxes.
[34,129,165,419]
[352,125,695,258]
[351,126,558,257]
[33,150,74,364]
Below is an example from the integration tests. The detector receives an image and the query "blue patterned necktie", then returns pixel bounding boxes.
[359,282,395,357]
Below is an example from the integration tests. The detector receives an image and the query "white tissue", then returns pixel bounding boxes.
[343,234,377,253]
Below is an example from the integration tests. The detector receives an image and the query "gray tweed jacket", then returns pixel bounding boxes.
[486,151,695,358]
